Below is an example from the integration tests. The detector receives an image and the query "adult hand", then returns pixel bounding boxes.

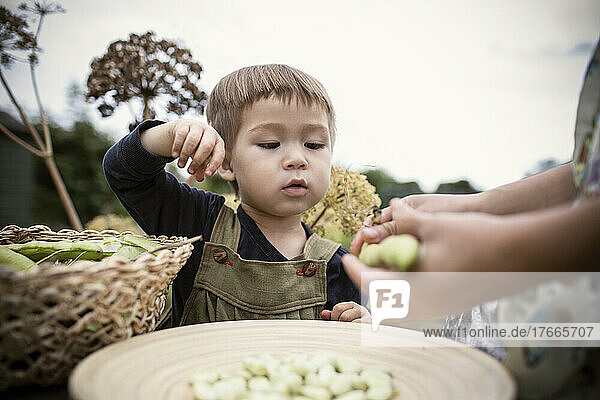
[345,200,508,291]
[351,194,481,255]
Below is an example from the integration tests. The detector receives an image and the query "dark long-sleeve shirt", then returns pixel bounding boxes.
[103,120,361,326]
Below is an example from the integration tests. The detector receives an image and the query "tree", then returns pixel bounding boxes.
[435,179,479,194]
[86,31,207,129]
[0,2,83,230]
[525,158,562,177]
[362,168,424,207]
[32,119,128,228]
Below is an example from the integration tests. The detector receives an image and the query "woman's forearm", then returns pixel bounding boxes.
[497,196,600,272]
[476,162,576,215]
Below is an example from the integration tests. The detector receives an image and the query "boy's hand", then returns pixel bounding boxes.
[321,301,371,324]
[170,120,226,182]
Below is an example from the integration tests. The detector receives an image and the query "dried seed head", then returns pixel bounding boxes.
[302,166,381,237]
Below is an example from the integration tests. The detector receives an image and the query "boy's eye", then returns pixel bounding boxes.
[305,142,325,150]
[258,142,280,149]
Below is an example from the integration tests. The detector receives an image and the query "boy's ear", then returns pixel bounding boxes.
[217,156,235,182]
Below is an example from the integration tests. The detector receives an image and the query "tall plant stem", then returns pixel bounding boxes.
[31,13,52,154]
[30,64,52,154]
[0,70,83,231]
[309,205,329,229]
[309,193,346,229]
[43,155,83,230]
[0,69,46,151]
[143,97,151,120]
[0,121,45,157]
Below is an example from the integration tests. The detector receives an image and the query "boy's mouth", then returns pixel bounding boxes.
[282,179,308,196]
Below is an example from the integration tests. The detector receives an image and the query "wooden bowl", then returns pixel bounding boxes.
[69,320,515,399]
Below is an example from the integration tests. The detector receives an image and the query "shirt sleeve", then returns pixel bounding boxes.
[102,120,223,238]
[325,246,362,310]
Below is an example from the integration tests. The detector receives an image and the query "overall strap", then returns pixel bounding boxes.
[209,204,241,250]
[303,234,341,262]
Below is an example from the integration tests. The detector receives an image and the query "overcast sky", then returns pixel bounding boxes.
[1,0,599,191]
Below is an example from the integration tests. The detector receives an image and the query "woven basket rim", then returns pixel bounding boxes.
[0,224,186,244]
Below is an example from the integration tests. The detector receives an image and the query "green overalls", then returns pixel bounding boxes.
[179,205,340,325]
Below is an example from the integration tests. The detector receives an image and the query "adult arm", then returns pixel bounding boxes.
[475,162,576,215]
[396,162,575,215]
[343,197,600,319]
[352,163,577,252]
[345,195,600,277]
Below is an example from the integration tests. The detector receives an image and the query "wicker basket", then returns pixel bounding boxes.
[0,225,195,389]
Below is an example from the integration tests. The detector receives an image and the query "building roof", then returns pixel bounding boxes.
[0,109,30,140]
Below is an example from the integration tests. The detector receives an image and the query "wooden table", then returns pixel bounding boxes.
[2,385,70,400]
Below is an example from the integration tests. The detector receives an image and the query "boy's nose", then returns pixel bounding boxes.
[283,154,308,170]
[284,159,307,169]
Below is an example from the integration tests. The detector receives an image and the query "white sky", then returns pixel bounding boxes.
[1,0,599,191]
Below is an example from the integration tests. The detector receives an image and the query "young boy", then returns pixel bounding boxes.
[103,64,369,327]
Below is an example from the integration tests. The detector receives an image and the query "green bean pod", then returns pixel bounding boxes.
[121,234,161,252]
[6,240,105,262]
[0,245,37,272]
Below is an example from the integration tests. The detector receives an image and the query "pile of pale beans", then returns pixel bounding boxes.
[190,352,396,400]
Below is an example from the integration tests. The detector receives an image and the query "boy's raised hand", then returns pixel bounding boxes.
[321,301,371,324]
[170,119,226,182]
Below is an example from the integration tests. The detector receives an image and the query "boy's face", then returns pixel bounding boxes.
[227,96,332,218]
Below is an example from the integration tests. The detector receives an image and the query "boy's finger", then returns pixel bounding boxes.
[351,306,372,323]
[330,302,353,321]
[172,123,191,160]
[205,138,225,177]
[321,310,332,320]
[188,133,216,174]
[338,307,361,322]
[193,170,205,182]
[351,314,372,324]
[179,127,204,168]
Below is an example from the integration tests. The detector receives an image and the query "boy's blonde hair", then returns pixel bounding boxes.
[206,64,337,154]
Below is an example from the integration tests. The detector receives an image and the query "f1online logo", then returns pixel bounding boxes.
[369,280,411,331]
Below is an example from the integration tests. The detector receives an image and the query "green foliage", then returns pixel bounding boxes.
[435,180,479,194]
[362,168,479,206]
[362,168,424,207]
[192,173,234,195]
[318,224,353,250]
[165,161,188,183]
[32,120,126,228]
